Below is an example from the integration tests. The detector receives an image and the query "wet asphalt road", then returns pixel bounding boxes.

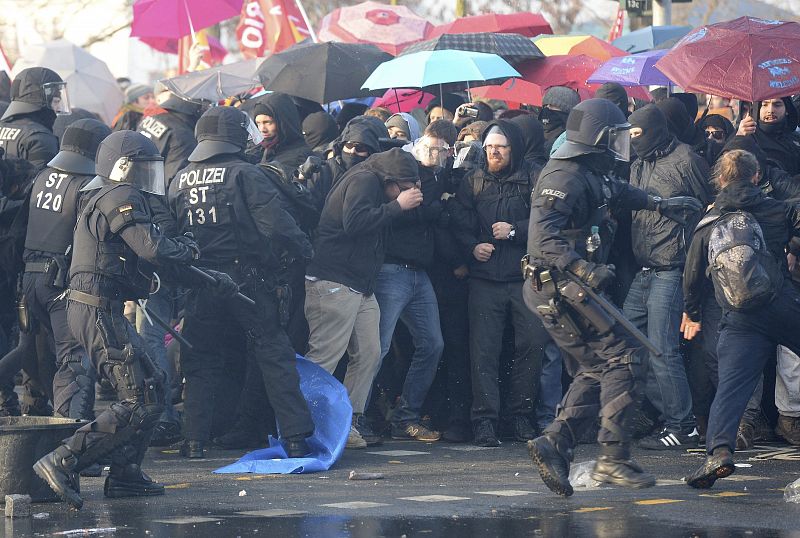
[3,438,800,537]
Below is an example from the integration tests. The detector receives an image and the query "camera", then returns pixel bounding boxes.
[462,106,479,119]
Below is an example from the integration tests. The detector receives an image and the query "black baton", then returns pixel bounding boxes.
[139,300,194,351]
[188,265,256,306]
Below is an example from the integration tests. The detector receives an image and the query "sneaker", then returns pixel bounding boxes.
[353,413,382,446]
[442,421,472,443]
[639,427,699,450]
[346,425,367,449]
[686,447,735,489]
[211,429,265,450]
[629,409,658,439]
[473,420,500,447]
[776,414,800,446]
[391,423,441,442]
[736,421,755,450]
[511,416,537,442]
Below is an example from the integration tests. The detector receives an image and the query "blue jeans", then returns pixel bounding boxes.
[623,268,694,432]
[375,264,444,426]
[137,286,178,423]
[536,341,563,431]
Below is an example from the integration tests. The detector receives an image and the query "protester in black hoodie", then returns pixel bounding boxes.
[305,148,423,449]
[246,92,314,177]
[302,111,339,156]
[511,113,548,176]
[450,119,551,447]
[733,96,800,175]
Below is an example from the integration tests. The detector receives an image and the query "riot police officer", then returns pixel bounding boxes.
[138,91,201,184]
[167,106,315,459]
[0,67,64,170]
[33,130,236,510]
[20,119,111,421]
[523,99,703,496]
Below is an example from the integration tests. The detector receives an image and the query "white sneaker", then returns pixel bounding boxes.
[346,425,367,449]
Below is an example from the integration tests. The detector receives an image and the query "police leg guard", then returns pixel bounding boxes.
[104,440,164,499]
[0,379,21,416]
[53,354,96,420]
[527,432,575,497]
[33,445,84,510]
[591,442,656,489]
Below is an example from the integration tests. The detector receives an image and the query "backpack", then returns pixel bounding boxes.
[705,210,782,311]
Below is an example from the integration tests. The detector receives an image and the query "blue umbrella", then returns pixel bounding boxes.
[612,25,692,54]
[361,50,520,91]
[587,50,672,87]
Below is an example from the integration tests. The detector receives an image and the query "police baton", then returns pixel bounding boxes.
[187,265,256,307]
[138,299,193,351]
[564,272,663,358]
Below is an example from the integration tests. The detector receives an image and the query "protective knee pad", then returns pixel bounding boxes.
[54,359,96,420]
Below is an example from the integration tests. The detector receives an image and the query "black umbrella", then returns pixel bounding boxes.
[257,42,393,104]
[400,32,544,64]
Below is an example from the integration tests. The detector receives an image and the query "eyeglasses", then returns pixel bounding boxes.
[344,141,370,154]
[484,144,510,153]
[423,144,450,156]
[706,129,725,141]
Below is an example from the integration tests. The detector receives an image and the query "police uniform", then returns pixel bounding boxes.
[0,116,59,170]
[167,106,314,457]
[137,95,200,185]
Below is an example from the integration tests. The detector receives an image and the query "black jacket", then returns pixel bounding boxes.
[629,139,712,269]
[138,111,197,186]
[0,115,59,170]
[249,92,314,177]
[451,120,540,282]
[306,148,417,294]
[683,180,800,321]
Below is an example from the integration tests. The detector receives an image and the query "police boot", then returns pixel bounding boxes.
[0,385,21,416]
[104,464,165,498]
[591,443,656,489]
[527,433,574,497]
[180,440,205,458]
[285,436,310,458]
[686,447,735,489]
[33,445,83,510]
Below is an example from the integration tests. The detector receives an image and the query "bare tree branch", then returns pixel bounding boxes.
[81,18,133,48]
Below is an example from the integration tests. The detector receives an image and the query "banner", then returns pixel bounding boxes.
[236,0,310,59]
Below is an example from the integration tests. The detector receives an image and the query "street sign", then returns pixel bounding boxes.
[620,0,652,16]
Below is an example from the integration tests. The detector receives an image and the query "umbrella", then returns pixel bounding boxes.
[258,42,392,103]
[655,16,800,102]
[431,12,552,38]
[159,58,264,102]
[400,32,544,64]
[139,34,228,64]
[12,39,122,124]
[372,89,435,113]
[361,50,520,91]
[131,0,243,39]
[533,35,627,62]
[612,25,692,53]
[317,1,433,55]
[587,50,672,87]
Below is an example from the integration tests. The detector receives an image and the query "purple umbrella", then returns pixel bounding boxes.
[587,49,672,87]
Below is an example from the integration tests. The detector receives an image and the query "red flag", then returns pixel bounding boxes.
[236,0,310,58]
[608,8,625,42]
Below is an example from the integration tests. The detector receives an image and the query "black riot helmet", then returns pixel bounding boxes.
[48,118,112,175]
[157,91,204,119]
[2,67,70,120]
[82,130,165,195]
[551,98,632,162]
[188,106,263,162]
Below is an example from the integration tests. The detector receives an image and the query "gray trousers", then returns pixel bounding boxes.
[777,346,800,418]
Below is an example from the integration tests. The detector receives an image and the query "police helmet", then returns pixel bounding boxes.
[2,67,70,120]
[48,119,112,176]
[81,130,165,195]
[551,98,631,162]
[157,91,204,118]
[188,106,263,162]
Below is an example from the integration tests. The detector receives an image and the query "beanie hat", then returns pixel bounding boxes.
[385,113,411,137]
[542,86,581,113]
[125,84,152,105]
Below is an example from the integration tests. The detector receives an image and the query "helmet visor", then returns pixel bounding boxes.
[43,81,70,115]
[412,136,451,168]
[607,124,631,162]
[108,156,166,196]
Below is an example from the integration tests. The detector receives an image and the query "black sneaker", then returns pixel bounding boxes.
[473,420,500,447]
[736,421,755,450]
[511,416,537,442]
[686,447,735,489]
[353,413,382,446]
[639,427,699,450]
[629,409,658,439]
[442,422,472,443]
[212,429,265,450]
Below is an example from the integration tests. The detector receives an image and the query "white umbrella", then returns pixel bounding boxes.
[12,39,124,125]
[159,58,265,102]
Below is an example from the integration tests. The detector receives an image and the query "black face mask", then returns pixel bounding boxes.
[539,108,569,138]
[760,116,787,135]
[630,127,669,161]
[341,152,367,170]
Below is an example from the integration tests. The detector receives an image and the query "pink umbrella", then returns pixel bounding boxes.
[372,88,435,113]
[139,34,228,64]
[131,0,243,39]
[318,1,433,56]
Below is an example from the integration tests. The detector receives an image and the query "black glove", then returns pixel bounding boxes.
[298,156,322,179]
[649,195,704,225]
[568,259,616,291]
[204,269,239,298]
[174,235,200,260]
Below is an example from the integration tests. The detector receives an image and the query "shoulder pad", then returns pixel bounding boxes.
[96,184,150,234]
[259,163,287,182]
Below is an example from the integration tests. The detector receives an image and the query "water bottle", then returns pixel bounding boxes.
[586,225,601,262]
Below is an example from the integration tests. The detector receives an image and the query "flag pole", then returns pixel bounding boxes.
[295,0,318,43]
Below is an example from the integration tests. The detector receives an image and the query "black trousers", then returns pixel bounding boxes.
[181,265,313,442]
[468,278,547,424]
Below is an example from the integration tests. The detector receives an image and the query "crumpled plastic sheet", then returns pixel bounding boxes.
[214,355,352,475]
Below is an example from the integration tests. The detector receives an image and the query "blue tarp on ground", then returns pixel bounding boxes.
[214,356,352,474]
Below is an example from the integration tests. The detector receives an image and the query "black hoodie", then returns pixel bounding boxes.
[450,120,535,282]
[302,111,339,155]
[749,96,800,175]
[511,113,548,173]
[307,148,418,294]
[247,92,313,175]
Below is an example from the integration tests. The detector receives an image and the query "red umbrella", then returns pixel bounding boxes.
[655,16,800,102]
[318,1,433,56]
[372,88,435,113]
[131,0,243,39]
[432,12,553,38]
[472,55,649,106]
[139,35,228,64]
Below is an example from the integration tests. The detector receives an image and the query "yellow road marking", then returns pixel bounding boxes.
[635,499,685,505]
[573,507,613,513]
[164,482,191,489]
[699,491,749,497]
